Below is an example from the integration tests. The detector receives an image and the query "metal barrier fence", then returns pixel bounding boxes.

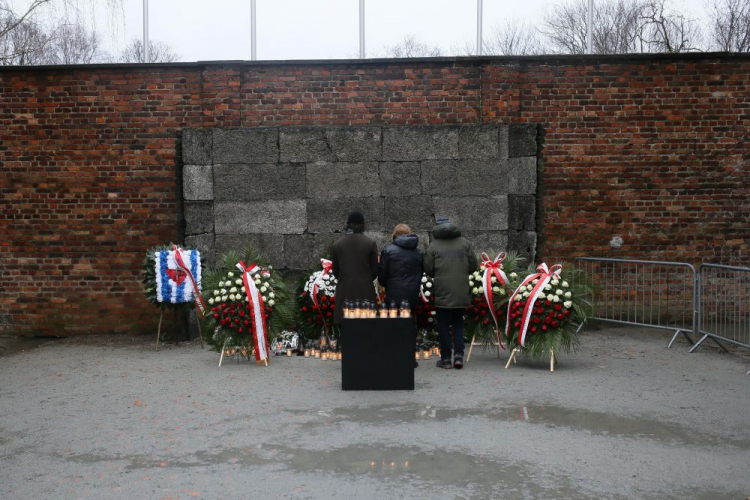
[573,258,697,348]
[690,265,750,372]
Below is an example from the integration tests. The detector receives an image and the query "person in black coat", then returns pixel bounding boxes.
[378,224,424,309]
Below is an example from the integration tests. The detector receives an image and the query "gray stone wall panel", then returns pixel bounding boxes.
[214,163,306,201]
[215,234,285,268]
[384,196,434,232]
[508,230,537,262]
[507,157,537,195]
[307,197,384,232]
[283,233,339,270]
[280,129,335,162]
[215,200,306,234]
[508,124,537,158]
[421,160,508,196]
[508,194,536,230]
[183,165,213,201]
[182,129,212,165]
[213,128,279,164]
[458,126,499,160]
[325,127,382,161]
[184,202,214,235]
[432,196,508,231]
[461,231,510,255]
[383,126,459,161]
[379,162,421,196]
[306,162,380,199]
[184,233,215,269]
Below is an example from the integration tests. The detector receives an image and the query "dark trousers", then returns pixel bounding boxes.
[436,308,465,360]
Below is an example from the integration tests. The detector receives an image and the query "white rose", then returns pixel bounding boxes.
[421,276,427,283]
[425,291,431,297]
[532,279,539,285]
[553,295,560,303]
[546,294,554,301]
[510,272,518,278]
[221,288,227,294]
[564,300,573,308]
[477,286,484,293]
[556,289,563,296]
[213,290,219,296]
[263,282,270,288]
[222,295,228,301]
[469,280,474,286]
[474,272,481,279]
[565,291,572,298]
[491,276,497,284]
[261,286,268,293]
[227,272,234,277]
[544,284,552,291]
[522,291,530,298]
[236,279,242,286]
[499,288,506,295]
[269,292,275,298]
[472,288,479,294]
[551,279,559,286]
[426,282,432,288]
[255,279,261,285]
[209,298,215,304]
[269,300,275,306]
[526,285,533,291]
[492,287,500,292]
[262,296,268,301]
[230,287,237,293]
[515,295,523,301]
[240,287,245,293]
[562,281,569,288]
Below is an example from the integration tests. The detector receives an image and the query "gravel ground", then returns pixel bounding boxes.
[1,325,749,500]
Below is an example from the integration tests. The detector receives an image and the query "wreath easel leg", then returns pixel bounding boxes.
[218,337,229,367]
[195,310,204,349]
[550,349,557,372]
[505,347,519,369]
[466,334,476,362]
[156,311,164,351]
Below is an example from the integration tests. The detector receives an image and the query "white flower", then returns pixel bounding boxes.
[473,272,481,279]
[269,300,275,306]
[209,298,215,304]
[515,295,524,301]
[491,276,497,283]
[421,276,428,283]
[222,295,228,301]
[544,284,552,291]
[240,286,245,293]
[477,286,484,293]
[522,291,530,298]
[556,289,563,296]
[472,287,479,294]
[425,291,431,297]
[323,275,330,281]
[564,300,573,308]
[213,290,219,296]
[546,294,554,301]
[492,287,500,292]
[562,281,569,288]
[428,317,434,322]
[526,285,533,291]
[221,288,227,294]
[532,279,539,285]
[263,282,270,288]
[227,272,234,277]
[510,272,518,278]
[235,279,242,286]
[430,311,436,315]
[469,280,474,286]
[426,282,432,288]
[553,295,560,303]
[269,292,275,298]
[551,279,559,286]
[255,278,261,285]
[229,287,237,294]
[260,286,268,293]
[262,295,268,301]
[499,288,506,296]
[564,291,572,298]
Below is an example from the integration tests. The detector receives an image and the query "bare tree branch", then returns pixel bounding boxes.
[119,38,180,63]
[707,0,750,52]
[385,35,442,58]
[484,19,546,55]
[640,0,703,52]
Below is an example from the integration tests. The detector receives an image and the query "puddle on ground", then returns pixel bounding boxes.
[288,403,750,450]
[0,335,59,357]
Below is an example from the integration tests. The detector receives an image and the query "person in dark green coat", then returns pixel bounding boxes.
[424,216,478,369]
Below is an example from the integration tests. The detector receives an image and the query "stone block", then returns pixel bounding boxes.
[182,165,213,201]
[382,126,459,161]
[307,197,385,232]
[213,128,279,164]
[508,230,537,262]
[379,162,422,196]
[182,129,212,165]
[384,196,434,232]
[458,126,504,160]
[184,233,215,270]
[508,124,537,158]
[507,157,537,195]
[280,128,335,162]
[462,231,509,255]
[306,162,380,199]
[213,163,306,201]
[283,233,339,270]
[184,202,214,235]
[432,196,508,231]
[508,195,536,230]
[421,160,507,196]
[214,200,306,234]
[325,127,382,161]
[214,234,285,268]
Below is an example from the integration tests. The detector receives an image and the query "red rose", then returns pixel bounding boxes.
[483,318,489,325]
[542,325,547,332]
[551,321,559,328]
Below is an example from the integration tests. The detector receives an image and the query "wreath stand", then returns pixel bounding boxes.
[466,333,503,362]
[505,347,557,372]
[155,309,205,351]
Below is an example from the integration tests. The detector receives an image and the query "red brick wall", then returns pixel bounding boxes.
[1,55,748,336]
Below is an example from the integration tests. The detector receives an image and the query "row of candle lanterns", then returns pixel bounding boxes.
[343,300,412,319]
[416,344,441,360]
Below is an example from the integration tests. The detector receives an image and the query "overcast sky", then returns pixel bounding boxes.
[30,0,711,61]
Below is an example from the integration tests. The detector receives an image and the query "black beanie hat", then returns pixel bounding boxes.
[347,211,365,225]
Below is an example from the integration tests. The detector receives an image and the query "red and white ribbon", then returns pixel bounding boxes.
[506,263,563,347]
[311,258,333,325]
[236,260,269,363]
[173,245,206,317]
[481,252,509,349]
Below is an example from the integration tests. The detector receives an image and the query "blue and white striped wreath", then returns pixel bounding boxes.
[154,249,202,303]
